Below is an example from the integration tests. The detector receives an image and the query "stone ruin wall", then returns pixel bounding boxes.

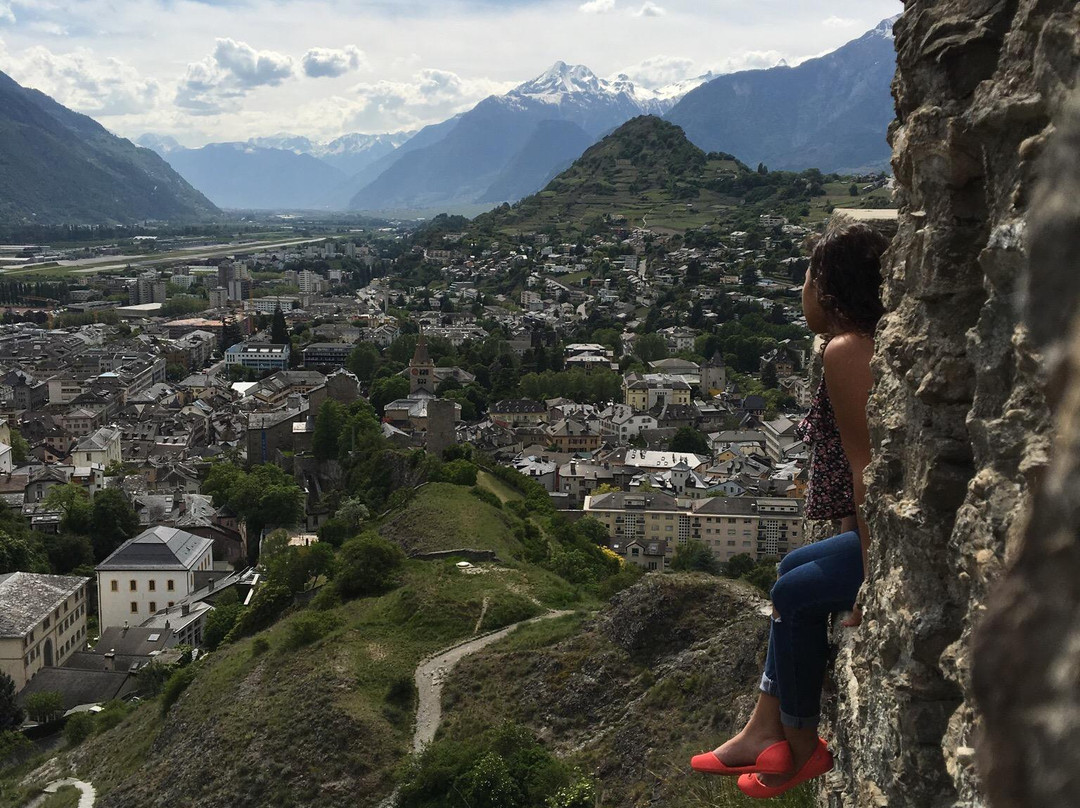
[821,3,1080,807]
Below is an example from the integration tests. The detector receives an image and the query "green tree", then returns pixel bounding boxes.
[671,540,720,574]
[742,556,780,594]
[159,666,196,716]
[204,464,305,561]
[346,342,380,382]
[336,496,370,530]
[761,361,779,389]
[312,399,346,462]
[43,532,93,574]
[89,488,139,561]
[64,711,96,745]
[0,530,46,574]
[336,533,405,599]
[8,428,28,464]
[43,484,93,535]
[202,602,244,651]
[634,333,668,362]
[271,305,289,345]
[24,691,64,723]
[370,375,410,415]
[165,362,188,381]
[0,671,23,731]
[669,427,710,456]
[724,552,756,579]
[849,183,860,196]
[456,752,523,808]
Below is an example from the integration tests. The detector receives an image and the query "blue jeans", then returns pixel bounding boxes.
[759,531,863,729]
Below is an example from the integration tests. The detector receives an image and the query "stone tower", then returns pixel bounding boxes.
[409,334,435,396]
[700,353,727,398]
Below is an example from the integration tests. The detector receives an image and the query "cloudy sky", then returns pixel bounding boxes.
[0,0,902,146]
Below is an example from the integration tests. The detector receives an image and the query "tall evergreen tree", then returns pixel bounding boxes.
[0,671,23,731]
[271,305,289,346]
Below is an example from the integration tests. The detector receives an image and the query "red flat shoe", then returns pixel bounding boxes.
[690,740,793,776]
[737,738,833,798]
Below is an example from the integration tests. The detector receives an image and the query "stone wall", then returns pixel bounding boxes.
[823,4,1079,807]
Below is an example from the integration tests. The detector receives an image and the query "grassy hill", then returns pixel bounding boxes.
[0,483,581,808]
[377,482,522,558]
[471,115,892,237]
[0,482,790,808]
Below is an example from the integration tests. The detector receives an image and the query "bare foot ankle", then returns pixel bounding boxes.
[712,731,787,768]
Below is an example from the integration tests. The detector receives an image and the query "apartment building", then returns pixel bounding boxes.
[584,491,804,564]
[96,526,215,630]
[0,573,90,690]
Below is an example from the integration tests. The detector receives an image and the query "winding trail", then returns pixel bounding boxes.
[411,610,572,753]
[26,779,96,808]
[377,609,573,808]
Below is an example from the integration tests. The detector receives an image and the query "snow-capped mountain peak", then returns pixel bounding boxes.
[508,61,707,114]
[512,62,608,99]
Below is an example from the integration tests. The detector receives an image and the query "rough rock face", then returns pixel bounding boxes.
[823,4,1079,807]
[972,100,1080,808]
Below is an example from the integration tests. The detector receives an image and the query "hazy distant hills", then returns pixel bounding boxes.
[665,17,898,173]
[138,131,416,210]
[144,142,348,210]
[0,70,218,225]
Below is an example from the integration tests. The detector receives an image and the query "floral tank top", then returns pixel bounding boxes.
[796,376,856,520]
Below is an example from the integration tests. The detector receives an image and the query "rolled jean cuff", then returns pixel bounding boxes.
[759,672,779,697]
[780,709,820,730]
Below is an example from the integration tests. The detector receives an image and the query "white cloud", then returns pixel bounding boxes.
[301,45,366,78]
[342,67,515,131]
[579,0,615,13]
[634,2,666,17]
[177,38,294,113]
[712,49,789,73]
[619,55,695,88]
[0,3,14,25]
[823,16,858,28]
[0,41,159,115]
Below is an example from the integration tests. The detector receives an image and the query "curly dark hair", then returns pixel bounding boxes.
[809,222,890,334]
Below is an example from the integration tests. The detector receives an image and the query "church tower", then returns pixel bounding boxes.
[409,333,436,396]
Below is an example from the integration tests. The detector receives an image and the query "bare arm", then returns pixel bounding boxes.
[822,334,875,581]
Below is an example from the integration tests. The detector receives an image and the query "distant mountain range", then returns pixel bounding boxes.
[0,70,218,225]
[346,62,709,212]
[665,16,899,173]
[0,18,897,223]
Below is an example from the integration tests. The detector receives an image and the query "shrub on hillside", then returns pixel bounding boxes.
[64,711,95,746]
[469,487,502,510]
[671,541,720,575]
[317,517,353,548]
[398,722,578,808]
[282,611,343,650]
[438,460,478,486]
[202,602,244,651]
[160,666,196,716]
[337,533,405,599]
[227,581,294,641]
[0,730,31,764]
[310,584,342,611]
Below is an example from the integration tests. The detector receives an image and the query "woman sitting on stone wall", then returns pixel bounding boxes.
[690,222,891,798]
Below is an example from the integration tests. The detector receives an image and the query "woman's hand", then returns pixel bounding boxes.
[841,606,863,628]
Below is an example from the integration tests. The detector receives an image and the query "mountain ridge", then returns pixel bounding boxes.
[0,70,219,225]
[665,17,898,172]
